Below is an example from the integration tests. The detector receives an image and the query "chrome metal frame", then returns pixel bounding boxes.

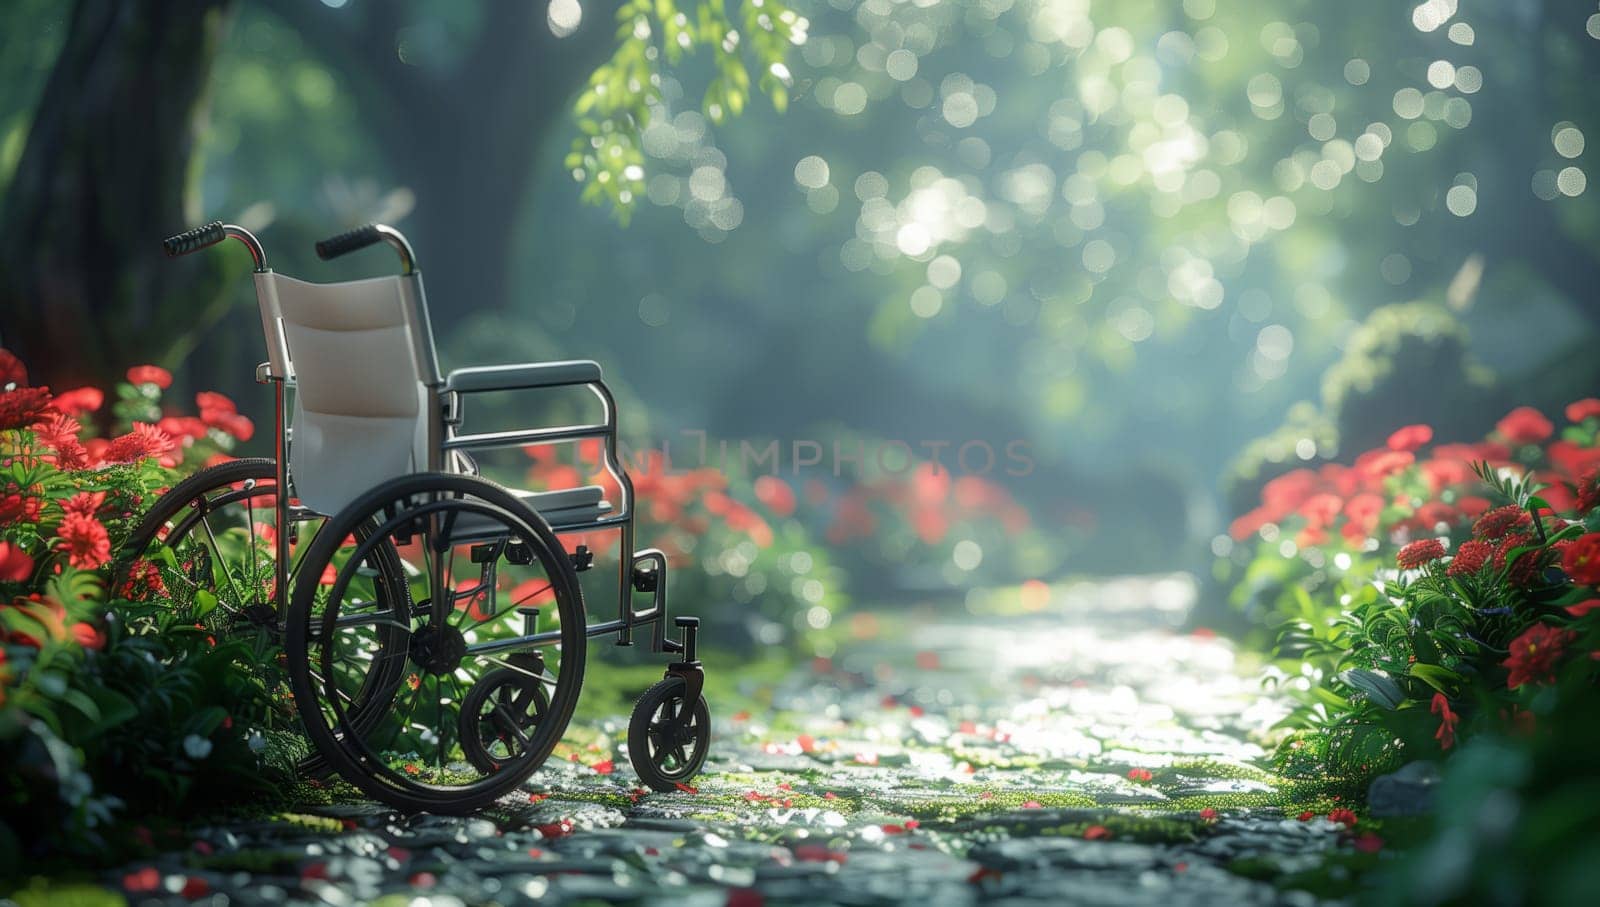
[217,223,684,658]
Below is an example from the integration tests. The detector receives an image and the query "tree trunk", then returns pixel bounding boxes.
[0,0,234,389]
[256,0,620,323]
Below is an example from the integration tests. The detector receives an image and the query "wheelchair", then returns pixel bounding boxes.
[127,221,710,813]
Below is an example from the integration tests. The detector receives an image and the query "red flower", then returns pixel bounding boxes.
[1298,493,1343,528]
[1496,406,1553,445]
[125,364,172,389]
[1386,424,1433,452]
[32,412,81,449]
[1492,533,1541,586]
[1343,493,1384,534]
[1563,533,1600,584]
[1199,808,1219,822]
[70,621,106,650]
[158,416,209,440]
[1327,808,1358,827]
[1578,468,1600,515]
[1297,810,1315,821]
[196,390,236,417]
[1567,599,1600,617]
[1082,825,1112,840]
[0,348,26,388]
[1397,538,1446,570]
[1228,506,1271,541]
[1473,505,1531,541]
[1503,623,1576,688]
[211,412,255,442]
[0,386,54,431]
[1126,768,1153,782]
[48,386,103,416]
[1567,398,1600,423]
[1446,540,1493,577]
[1,486,43,524]
[61,491,106,519]
[1351,833,1385,854]
[590,759,615,775]
[33,416,88,470]
[104,422,176,464]
[1430,693,1458,750]
[117,559,166,600]
[0,541,33,581]
[1355,449,1415,483]
[55,513,111,569]
[753,475,797,518]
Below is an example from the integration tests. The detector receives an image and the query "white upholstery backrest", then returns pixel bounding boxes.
[261,272,435,514]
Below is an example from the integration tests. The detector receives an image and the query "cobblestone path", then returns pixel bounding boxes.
[90,577,1364,906]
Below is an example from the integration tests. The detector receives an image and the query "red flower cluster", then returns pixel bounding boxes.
[0,349,26,388]
[1396,538,1446,569]
[1503,623,1576,688]
[1386,424,1433,452]
[1564,533,1600,585]
[196,392,254,441]
[1568,398,1600,422]
[1231,402,1600,551]
[1446,539,1492,577]
[1430,692,1458,750]
[104,422,177,465]
[55,513,111,570]
[49,386,102,416]
[1473,505,1531,541]
[525,444,775,560]
[0,386,53,431]
[0,541,33,582]
[125,364,172,389]
[1496,407,1553,445]
[825,463,1030,547]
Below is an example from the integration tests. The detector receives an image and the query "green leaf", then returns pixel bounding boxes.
[1408,663,1462,694]
[87,687,139,731]
[1340,669,1405,709]
[194,588,218,618]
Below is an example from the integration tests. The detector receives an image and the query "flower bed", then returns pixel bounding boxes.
[1219,399,1600,784]
[1,351,284,873]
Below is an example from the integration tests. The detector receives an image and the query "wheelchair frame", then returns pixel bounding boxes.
[156,221,708,805]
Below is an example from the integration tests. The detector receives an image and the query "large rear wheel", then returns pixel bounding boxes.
[115,457,411,774]
[285,473,587,814]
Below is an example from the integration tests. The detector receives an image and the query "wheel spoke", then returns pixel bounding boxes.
[195,514,249,613]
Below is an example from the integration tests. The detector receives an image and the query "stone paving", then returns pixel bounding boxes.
[94,576,1368,905]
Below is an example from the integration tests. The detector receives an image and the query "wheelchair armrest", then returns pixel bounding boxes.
[445,360,603,393]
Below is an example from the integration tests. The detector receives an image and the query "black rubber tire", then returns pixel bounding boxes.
[116,457,411,778]
[459,668,553,773]
[115,457,280,587]
[285,472,587,815]
[628,677,711,792]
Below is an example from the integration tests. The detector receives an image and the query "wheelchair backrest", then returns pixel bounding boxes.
[252,272,440,515]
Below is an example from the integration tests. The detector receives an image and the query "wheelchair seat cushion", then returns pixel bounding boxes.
[446,484,611,542]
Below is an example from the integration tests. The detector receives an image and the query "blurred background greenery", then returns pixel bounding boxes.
[2,0,1597,617]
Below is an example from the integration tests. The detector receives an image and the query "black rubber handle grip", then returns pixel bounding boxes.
[315,224,383,260]
[162,221,226,257]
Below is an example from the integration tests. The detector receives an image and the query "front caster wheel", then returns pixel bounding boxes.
[460,668,552,773]
[628,677,710,792]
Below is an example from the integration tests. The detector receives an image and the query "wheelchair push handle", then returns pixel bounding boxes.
[163,221,226,257]
[315,224,383,260]
[162,221,268,270]
[314,223,417,274]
